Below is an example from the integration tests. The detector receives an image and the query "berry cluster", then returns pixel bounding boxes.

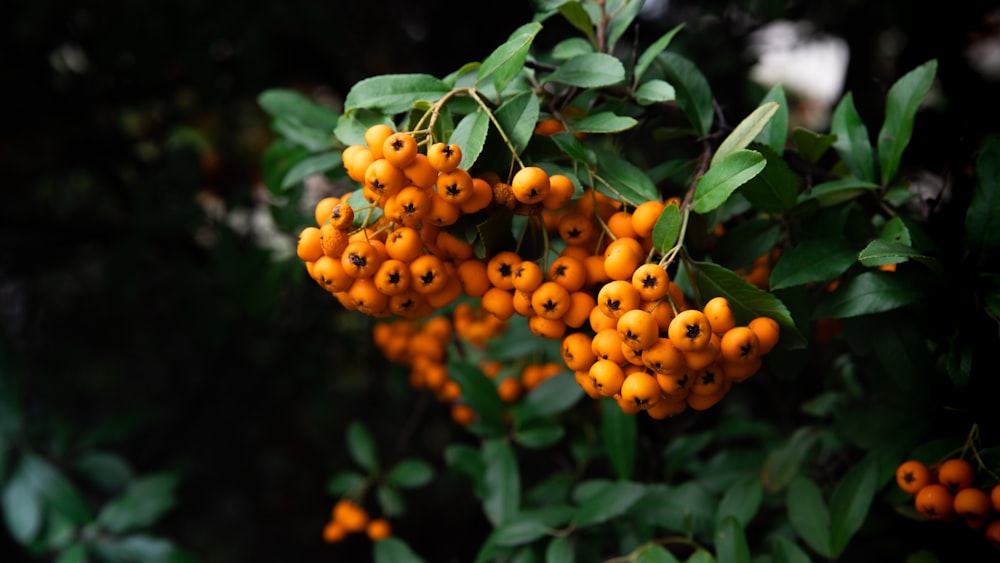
[895,458,1000,550]
[297,126,781,419]
[323,498,391,544]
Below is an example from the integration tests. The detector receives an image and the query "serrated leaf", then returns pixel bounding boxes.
[878,59,937,186]
[387,458,434,489]
[551,131,597,167]
[787,476,832,558]
[479,22,542,94]
[280,151,341,189]
[97,473,178,534]
[857,239,934,269]
[544,53,626,88]
[715,516,752,563]
[346,420,378,472]
[651,203,682,255]
[635,79,676,105]
[451,108,490,170]
[635,24,684,83]
[657,52,714,137]
[712,102,779,167]
[573,112,637,133]
[481,439,520,526]
[693,150,766,214]
[374,537,428,563]
[495,92,541,157]
[812,271,926,319]
[572,481,646,526]
[831,92,875,182]
[601,397,636,480]
[829,455,879,556]
[343,74,450,116]
[769,239,857,290]
[593,148,660,207]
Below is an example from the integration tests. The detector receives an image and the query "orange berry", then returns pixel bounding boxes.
[427,142,462,172]
[719,326,761,364]
[954,487,992,529]
[937,458,976,493]
[364,124,396,160]
[667,309,713,352]
[702,296,736,334]
[748,316,781,354]
[914,483,954,520]
[631,200,666,239]
[382,132,418,168]
[365,518,393,541]
[511,166,551,205]
[333,499,369,532]
[895,460,932,495]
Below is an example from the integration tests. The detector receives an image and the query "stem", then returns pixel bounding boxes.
[466,88,525,169]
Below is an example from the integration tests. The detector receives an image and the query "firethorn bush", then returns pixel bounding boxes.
[257,1,1000,561]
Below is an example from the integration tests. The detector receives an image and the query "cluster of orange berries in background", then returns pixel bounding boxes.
[895,457,1000,550]
[297,125,781,419]
[322,498,392,544]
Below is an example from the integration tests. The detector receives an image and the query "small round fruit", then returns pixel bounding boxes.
[895,460,932,495]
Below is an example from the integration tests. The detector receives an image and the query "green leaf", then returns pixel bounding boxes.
[769,239,857,290]
[387,458,434,489]
[772,536,813,563]
[373,537,428,563]
[829,455,879,556]
[74,451,133,491]
[686,549,717,563]
[878,59,937,186]
[793,127,838,164]
[444,444,485,496]
[272,115,335,152]
[544,535,574,562]
[756,85,789,154]
[346,187,383,228]
[635,24,684,83]
[651,203,682,255]
[812,271,926,319]
[657,52,715,137]
[325,470,366,497]
[572,480,646,526]
[2,460,43,544]
[635,79,676,105]
[761,426,823,494]
[346,420,379,472]
[550,37,594,60]
[280,151,341,190]
[493,513,552,546]
[495,92,541,157]
[798,178,881,207]
[544,53,626,88]
[786,476,832,558]
[97,473,179,534]
[449,359,505,435]
[376,484,406,517]
[451,108,490,170]
[92,534,197,563]
[514,421,565,449]
[633,543,681,563]
[831,92,875,182]
[858,239,936,269]
[593,147,660,207]
[606,0,644,52]
[553,2,596,47]
[711,218,780,270]
[258,88,339,131]
[714,515,751,563]
[693,150,766,214]
[601,397,636,480]
[573,112,638,134]
[514,372,584,422]
[24,454,92,525]
[739,143,799,213]
[478,22,542,94]
[343,74,450,116]
[550,131,597,167]
[481,439,520,526]
[965,136,1000,257]
[712,103,780,168]
[715,479,763,530]
[55,543,88,563]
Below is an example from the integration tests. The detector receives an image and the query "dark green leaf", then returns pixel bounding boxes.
[858,239,936,270]
[346,420,378,472]
[24,454,92,525]
[573,112,637,133]
[715,479,763,530]
[74,451,133,491]
[606,0,644,52]
[544,53,626,88]
[2,460,43,544]
[761,426,823,494]
[635,79,676,105]
[515,372,583,421]
[343,74,450,116]
[798,178,881,207]
[374,537,428,563]
[97,473,179,534]
[449,359,505,435]
[261,138,311,195]
[693,150,766,214]
[444,444,485,496]
[494,513,551,546]
[792,127,838,164]
[712,103,780,168]
[573,480,646,526]
[92,534,197,563]
[769,239,857,290]
[258,88,339,131]
[686,549,717,563]
[711,218,781,270]
[514,421,565,449]
[966,136,1000,256]
[715,516,751,563]
[878,59,937,185]
[831,92,875,182]
[55,543,88,563]
[756,85,789,154]
[554,2,597,46]
[495,92,541,157]
[544,535,574,563]
[272,115,335,152]
[481,439,520,526]
[325,470,366,497]
[376,484,405,517]
[550,131,597,167]
[812,271,926,319]
[280,151,341,189]
[772,536,813,563]
[786,476,832,558]
[634,543,681,563]
[651,203,682,255]
[451,108,490,170]
[601,397,636,480]
[635,24,685,83]
[387,458,433,489]
[829,454,879,556]
[478,22,542,94]
[740,144,799,213]
[657,52,715,137]
[593,147,660,207]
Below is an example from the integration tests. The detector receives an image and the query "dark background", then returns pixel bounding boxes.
[3,1,999,561]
